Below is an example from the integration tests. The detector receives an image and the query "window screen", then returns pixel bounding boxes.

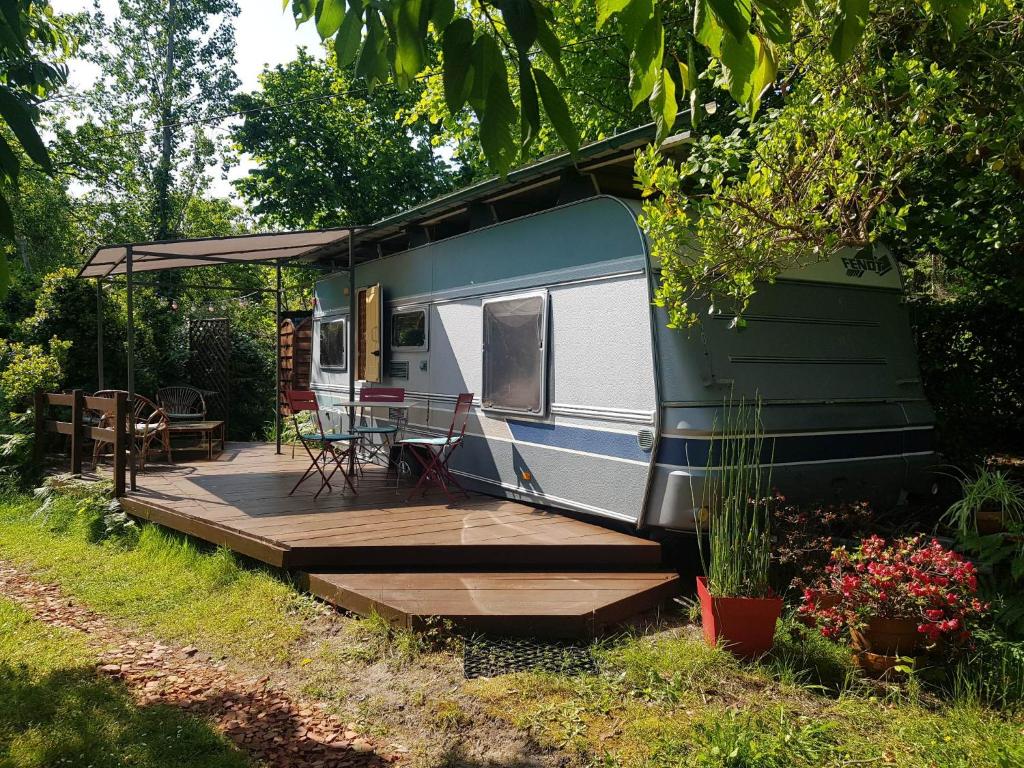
[391,308,427,350]
[319,317,347,370]
[482,293,547,414]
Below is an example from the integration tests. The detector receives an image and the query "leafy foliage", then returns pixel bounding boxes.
[58,0,240,241]
[232,48,456,227]
[0,1,70,298]
[638,1,1023,328]
[285,0,977,175]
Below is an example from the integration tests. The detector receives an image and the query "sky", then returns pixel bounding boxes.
[50,0,326,197]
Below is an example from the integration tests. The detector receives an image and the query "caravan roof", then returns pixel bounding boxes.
[77,123,687,279]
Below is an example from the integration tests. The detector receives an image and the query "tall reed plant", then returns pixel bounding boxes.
[698,394,775,598]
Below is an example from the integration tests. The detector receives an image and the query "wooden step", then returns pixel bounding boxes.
[301,570,681,638]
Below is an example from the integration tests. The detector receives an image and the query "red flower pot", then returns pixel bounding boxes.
[697,577,783,658]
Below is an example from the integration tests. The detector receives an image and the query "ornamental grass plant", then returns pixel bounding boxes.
[698,394,775,598]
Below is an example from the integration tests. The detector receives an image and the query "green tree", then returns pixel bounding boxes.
[283,0,973,175]
[232,48,456,228]
[61,0,240,242]
[636,1,1023,327]
[0,1,71,298]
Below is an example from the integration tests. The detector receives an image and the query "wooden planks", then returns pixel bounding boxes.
[121,442,680,637]
[125,443,661,570]
[302,571,681,638]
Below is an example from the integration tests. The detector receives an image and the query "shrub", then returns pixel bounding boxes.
[0,338,70,412]
[801,535,988,645]
[771,497,874,598]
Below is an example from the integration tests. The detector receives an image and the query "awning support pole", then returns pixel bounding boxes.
[126,245,136,491]
[347,233,356,436]
[96,278,105,390]
[275,262,282,455]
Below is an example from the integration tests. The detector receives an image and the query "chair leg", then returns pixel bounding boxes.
[322,443,358,496]
[405,447,447,502]
[290,440,332,496]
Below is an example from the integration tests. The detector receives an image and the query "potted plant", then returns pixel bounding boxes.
[800,535,988,677]
[696,396,782,658]
[942,468,1024,535]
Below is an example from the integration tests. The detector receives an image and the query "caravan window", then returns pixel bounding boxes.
[482,293,548,414]
[391,307,427,351]
[319,317,347,370]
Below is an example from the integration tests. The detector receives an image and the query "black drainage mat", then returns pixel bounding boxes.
[463,635,598,679]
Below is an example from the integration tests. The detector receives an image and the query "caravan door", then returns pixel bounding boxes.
[357,284,383,382]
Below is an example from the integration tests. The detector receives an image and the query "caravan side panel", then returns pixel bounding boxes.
[312,197,659,523]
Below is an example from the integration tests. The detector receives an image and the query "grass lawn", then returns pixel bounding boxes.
[1,488,1023,767]
[0,492,314,665]
[0,596,249,768]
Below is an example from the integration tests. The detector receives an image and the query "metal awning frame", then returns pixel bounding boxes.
[91,226,374,491]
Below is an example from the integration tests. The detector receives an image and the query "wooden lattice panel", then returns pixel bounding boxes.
[188,318,231,431]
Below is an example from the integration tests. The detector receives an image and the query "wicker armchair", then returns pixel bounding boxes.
[92,390,171,469]
[156,386,207,421]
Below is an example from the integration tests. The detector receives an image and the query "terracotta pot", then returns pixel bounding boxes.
[850,616,923,656]
[855,650,910,680]
[977,506,1007,535]
[697,577,783,659]
[849,616,924,679]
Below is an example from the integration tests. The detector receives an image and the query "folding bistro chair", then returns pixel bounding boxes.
[354,387,406,471]
[284,390,360,498]
[398,392,473,502]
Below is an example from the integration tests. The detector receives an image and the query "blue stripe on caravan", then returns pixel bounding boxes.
[507,418,934,466]
[657,428,934,467]
[506,419,650,462]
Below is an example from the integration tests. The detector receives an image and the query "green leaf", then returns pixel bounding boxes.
[757,0,794,44]
[495,0,537,53]
[291,0,316,25]
[0,86,50,173]
[334,6,364,67]
[535,14,564,75]
[0,190,12,239]
[749,34,776,115]
[0,253,8,301]
[628,13,663,109]
[720,28,756,105]
[0,134,20,183]
[355,11,390,90]
[679,41,698,91]
[394,0,426,88]
[534,67,579,154]
[596,0,631,29]
[707,0,752,41]
[477,53,517,176]
[518,56,540,152]
[694,0,724,57]
[649,66,677,144]
[315,0,345,38]
[617,0,654,48]
[429,0,455,31]
[829,0,868,64]
[441,18,475,113]
[468,33,504,114]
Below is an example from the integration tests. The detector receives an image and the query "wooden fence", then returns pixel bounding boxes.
[33,390,128,497]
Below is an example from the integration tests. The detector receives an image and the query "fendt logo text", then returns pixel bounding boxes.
[842,253,893,279]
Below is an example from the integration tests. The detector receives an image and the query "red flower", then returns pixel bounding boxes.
[800,534,988,647]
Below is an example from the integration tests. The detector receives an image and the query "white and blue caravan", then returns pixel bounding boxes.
[310,127,937,531]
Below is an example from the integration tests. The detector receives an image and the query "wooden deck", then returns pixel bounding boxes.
[122,443,679,637]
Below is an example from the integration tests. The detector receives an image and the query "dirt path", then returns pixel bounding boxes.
[0,562,402,768]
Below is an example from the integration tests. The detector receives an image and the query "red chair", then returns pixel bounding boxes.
[354,387,406,469]
[284,390,360,498]
[398,393,473,502]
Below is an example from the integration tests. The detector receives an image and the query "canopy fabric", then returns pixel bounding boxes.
[77,228,356,278]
